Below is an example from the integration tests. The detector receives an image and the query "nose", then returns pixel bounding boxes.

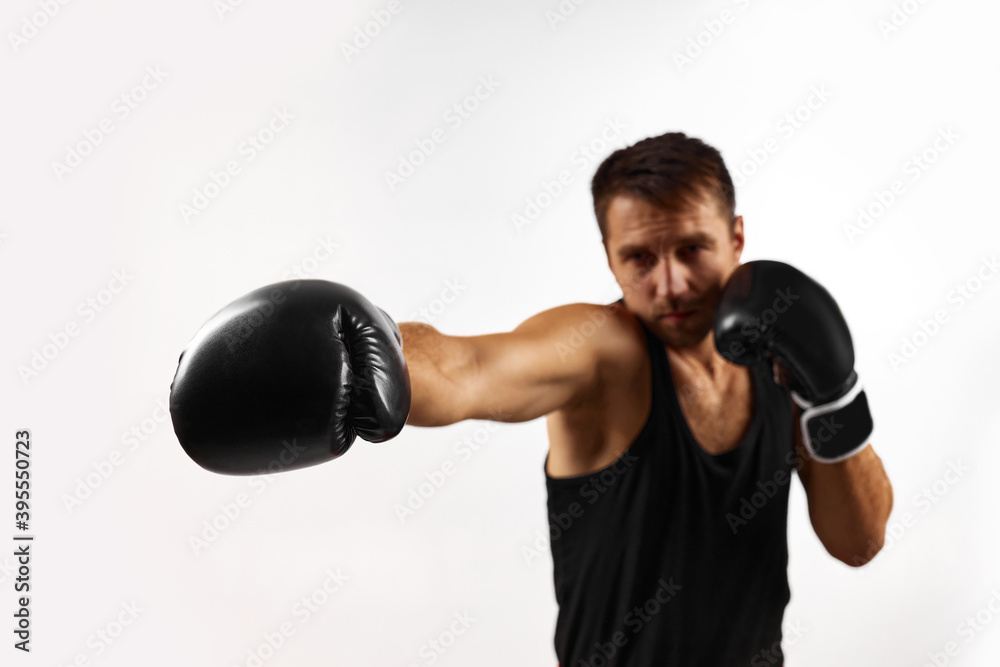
[652,255,691,301]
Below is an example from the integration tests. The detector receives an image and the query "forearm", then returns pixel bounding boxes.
[801,442,894,566]
[400,322,473,427]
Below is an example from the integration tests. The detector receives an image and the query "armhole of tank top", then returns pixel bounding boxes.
[545,310,660,485]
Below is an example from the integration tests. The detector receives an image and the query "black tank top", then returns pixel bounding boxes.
[544,309,796,666]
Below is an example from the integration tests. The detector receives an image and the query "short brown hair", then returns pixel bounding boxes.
[590,132,736,244]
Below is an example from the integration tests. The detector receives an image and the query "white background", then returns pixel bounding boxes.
[3,0,999,665]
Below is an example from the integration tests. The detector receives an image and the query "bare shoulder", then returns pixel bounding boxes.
[520,301,643,360]
[540,301,648,399]
[568,301,645,370]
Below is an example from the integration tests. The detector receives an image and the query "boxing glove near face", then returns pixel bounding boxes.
[169,280,410,475]
[714,261,873,463]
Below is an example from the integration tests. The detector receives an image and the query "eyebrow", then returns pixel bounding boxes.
[615,232,716,259]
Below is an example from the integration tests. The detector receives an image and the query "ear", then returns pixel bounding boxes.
[731,215,745,259]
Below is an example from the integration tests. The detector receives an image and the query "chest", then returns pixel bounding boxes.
[672,366,755,455]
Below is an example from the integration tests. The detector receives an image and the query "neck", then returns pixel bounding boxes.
[666,336,733,382]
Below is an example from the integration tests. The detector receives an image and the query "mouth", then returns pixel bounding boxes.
[660,309,695,322]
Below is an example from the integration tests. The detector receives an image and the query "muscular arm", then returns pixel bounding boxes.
[794,403,894,567]
[400,304,612,427]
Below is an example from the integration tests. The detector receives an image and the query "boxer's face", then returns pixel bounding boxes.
[605,193,744,349]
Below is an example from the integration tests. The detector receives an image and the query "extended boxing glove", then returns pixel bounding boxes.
[169,280,410,475]
[713,260,873,463]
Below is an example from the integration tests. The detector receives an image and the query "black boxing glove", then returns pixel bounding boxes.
[714,260,873,463]
[169,280,410,475]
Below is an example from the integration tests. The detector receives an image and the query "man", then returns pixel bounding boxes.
[399,132,892,664]
[170,132,893,665]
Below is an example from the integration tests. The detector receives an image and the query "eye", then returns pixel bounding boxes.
[684,245,702,254]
